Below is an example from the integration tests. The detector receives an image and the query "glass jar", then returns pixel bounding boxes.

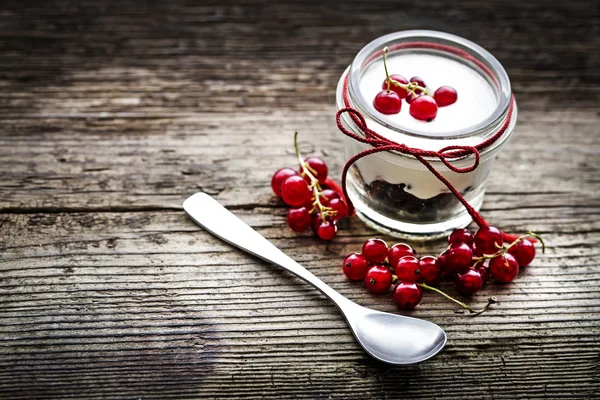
[336,30,516,240]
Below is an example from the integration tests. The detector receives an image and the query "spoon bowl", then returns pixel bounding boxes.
[183,192,447,365]
[349,306,446,364]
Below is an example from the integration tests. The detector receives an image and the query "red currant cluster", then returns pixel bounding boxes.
[374,47,457,121]
[343,226,544,314]
[271,133,349,240]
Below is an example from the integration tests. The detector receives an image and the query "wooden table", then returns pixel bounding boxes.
[1,1,599,398]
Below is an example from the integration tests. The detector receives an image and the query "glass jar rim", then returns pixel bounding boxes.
[347,30,512,140]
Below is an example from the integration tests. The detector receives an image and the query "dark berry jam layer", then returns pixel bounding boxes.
[366,179,473,223]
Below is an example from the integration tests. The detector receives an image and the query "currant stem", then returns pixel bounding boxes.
[418,283,496,316]
[382,47,392,92]
[505,231,546,254]
[396,81,430,97]
[472,231,546,263]
[389,78,429,97]
[472,253,501,261]
[293,132,336,219]
[387,75,428,95]
[471,258,484,269]
[381,47,429,96]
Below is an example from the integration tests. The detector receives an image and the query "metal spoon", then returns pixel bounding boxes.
[183,192,447,365]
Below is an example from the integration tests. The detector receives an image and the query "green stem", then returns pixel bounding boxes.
[381,47,429,96]
[472,252,502,261]
[293,131,303,165]
[418,283,496,316]
[382,47,391,92]
[505,231,546,254]
[395,81,430,97]
[472,231,546,263]
[471,258,484,269]
[293,132,335,218]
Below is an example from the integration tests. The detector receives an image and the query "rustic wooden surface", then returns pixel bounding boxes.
[1,0,599,398]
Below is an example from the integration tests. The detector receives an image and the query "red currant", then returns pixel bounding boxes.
[302,195,315,210]
[395,256,420,282]
[328,198,348,220]
[409,95,438,121]
[382,74,409,98]
[362,239,389,263]
[271,168,299,197]
[489,253,519,283]
[438,249,448,268]
[405,92,421,104]
[319,189,340,205]
[364,265,393,294]
[310,213,323,235]
[316,220,337,240]
[409,76,426,92]
[302,157,328,184]
[472,243,484,258]
[445,242,473,274]
[286,207,311,232]
[508,239,536,267]
[448,228,474,246]
[388,243,414,268]
[417,256,441,284]
[393,282,422,310]
[342,253,369,281]
[456,269,483,295]
[373,90,401,114]
[434,86,458,107]
[474,226,503,255]
[475,263,490,284]
[281,175,312,207]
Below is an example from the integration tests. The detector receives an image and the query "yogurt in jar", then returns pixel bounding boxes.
[336,31,516,238]
[355,52,499,200]
[360,53,498,138]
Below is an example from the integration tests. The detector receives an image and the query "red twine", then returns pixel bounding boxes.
[337,42,515,228]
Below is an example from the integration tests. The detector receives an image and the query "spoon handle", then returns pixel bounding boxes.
[183,192,348,305]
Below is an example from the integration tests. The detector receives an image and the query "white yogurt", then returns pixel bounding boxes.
[344,136,496,200]
[346,53,500,199]
[359,53,498,138]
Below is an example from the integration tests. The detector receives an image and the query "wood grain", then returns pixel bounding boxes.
[1,0,599,399]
